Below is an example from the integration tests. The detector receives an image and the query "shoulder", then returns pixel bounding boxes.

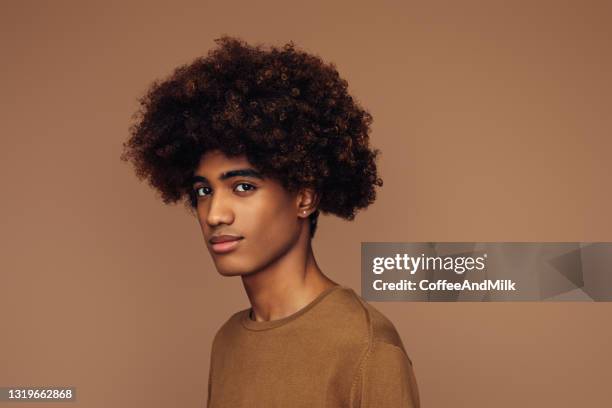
[338,289,419,406]
[322,287,408,353]
[344,292,419,407]
[360,298,411,357]
[210,308,249,348]
[335,287,407,348]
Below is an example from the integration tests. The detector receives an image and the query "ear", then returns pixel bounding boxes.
[296,188,320,219]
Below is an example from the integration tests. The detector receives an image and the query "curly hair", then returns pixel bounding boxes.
[121,35,383,238]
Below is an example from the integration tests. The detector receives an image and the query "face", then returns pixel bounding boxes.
[191,150,308,276]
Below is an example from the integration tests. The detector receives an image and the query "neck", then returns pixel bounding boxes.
[241,229,337,322]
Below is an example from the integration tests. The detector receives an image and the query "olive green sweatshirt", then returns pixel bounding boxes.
[206,285,420,407]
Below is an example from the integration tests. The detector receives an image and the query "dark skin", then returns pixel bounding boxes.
[192,150,338,322]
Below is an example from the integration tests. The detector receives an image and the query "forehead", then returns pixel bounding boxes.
[194,150,254,176]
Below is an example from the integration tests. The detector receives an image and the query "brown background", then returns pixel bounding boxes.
[1,1,611,407]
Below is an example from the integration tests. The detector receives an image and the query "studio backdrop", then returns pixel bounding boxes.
[1,1,611,407]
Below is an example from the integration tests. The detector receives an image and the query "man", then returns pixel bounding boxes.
[121,35,420,407]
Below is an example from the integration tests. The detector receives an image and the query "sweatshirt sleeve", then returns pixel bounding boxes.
[359,342,420,407]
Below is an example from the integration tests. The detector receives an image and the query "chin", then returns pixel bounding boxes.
[213,258,259,277]
[216,268,249,277]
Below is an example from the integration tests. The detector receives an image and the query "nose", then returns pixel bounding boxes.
[205,190,235,227]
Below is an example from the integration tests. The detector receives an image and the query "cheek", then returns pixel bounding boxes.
[248,199,297,243]
[196,211,210,237]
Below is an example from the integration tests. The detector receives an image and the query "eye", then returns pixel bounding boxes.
[194,186,211,197]
[235,183,256,193]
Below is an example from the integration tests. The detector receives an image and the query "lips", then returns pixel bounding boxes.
[209,235,243,244]
[209,235,243,254]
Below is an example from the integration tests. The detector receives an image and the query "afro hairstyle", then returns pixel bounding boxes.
[120,35,383,238]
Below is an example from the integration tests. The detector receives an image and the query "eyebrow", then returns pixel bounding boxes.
[191,168,264,185]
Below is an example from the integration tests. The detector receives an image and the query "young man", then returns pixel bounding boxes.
[121,36,420,407]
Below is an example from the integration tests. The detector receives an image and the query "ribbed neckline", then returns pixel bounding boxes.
[240,284,346,331]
